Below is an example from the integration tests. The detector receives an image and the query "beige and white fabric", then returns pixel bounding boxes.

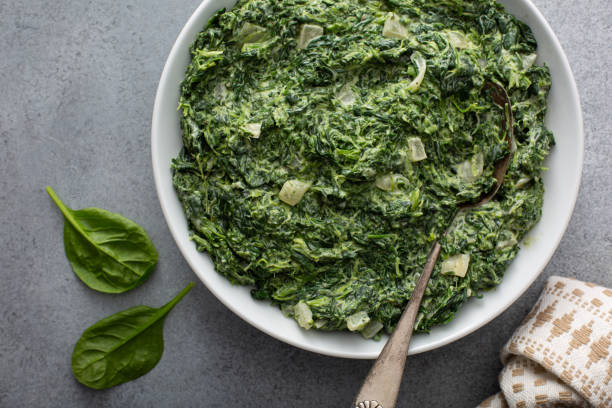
[478,276,612,408]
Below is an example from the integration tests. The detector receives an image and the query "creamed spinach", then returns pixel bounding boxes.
[172,0,553,338]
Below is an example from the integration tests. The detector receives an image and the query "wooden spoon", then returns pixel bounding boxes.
[353,81,514,408]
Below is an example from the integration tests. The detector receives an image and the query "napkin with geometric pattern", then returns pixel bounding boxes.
[477,276,612,408]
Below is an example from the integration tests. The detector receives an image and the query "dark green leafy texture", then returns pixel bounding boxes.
[172,0,553,334]
[71,282,194,389]
[46,186,158,293]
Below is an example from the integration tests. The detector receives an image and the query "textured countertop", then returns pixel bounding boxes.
[1,1,611,406]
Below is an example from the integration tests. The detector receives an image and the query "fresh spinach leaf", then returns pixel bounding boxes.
[46,186,158,293]
[71,282,194,389]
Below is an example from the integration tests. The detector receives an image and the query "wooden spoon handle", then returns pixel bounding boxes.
[353,241,442,408]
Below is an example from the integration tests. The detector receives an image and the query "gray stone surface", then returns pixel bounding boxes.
[1,0,610,406]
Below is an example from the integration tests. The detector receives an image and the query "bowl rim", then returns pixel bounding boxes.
[152,0,584,359]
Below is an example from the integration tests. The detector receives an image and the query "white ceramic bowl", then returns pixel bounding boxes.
[152,0,583,359]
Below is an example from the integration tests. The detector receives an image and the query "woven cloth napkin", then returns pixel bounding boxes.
[477,276,612,408]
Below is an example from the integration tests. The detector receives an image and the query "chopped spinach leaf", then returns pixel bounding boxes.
[172,0,553,335]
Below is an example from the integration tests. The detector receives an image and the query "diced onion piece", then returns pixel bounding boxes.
[497,231,518,249]
[279,179,311,206]
[522,53,537,69]
[336,85,356,107]
[346,311,370,331]
[455,161,472,182]
[497,237,518,249]
[360,320,384,339]
[441,254,470,277]
[466,288,473,297]
[297,24,324,50]
[238,22,269,45]
[515,177,531,189]
[293,301,313,329]
[456,152,483,183]
[472,152,484,176]
[213,82,228,99]
[314,319,328,329]
[407,52,427,92]
[242,123,262,138]
[407,137,427,162]
[375,174,394,191]
[446,31,469,49]
[273,107,288,126]
[382,13,409,40]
